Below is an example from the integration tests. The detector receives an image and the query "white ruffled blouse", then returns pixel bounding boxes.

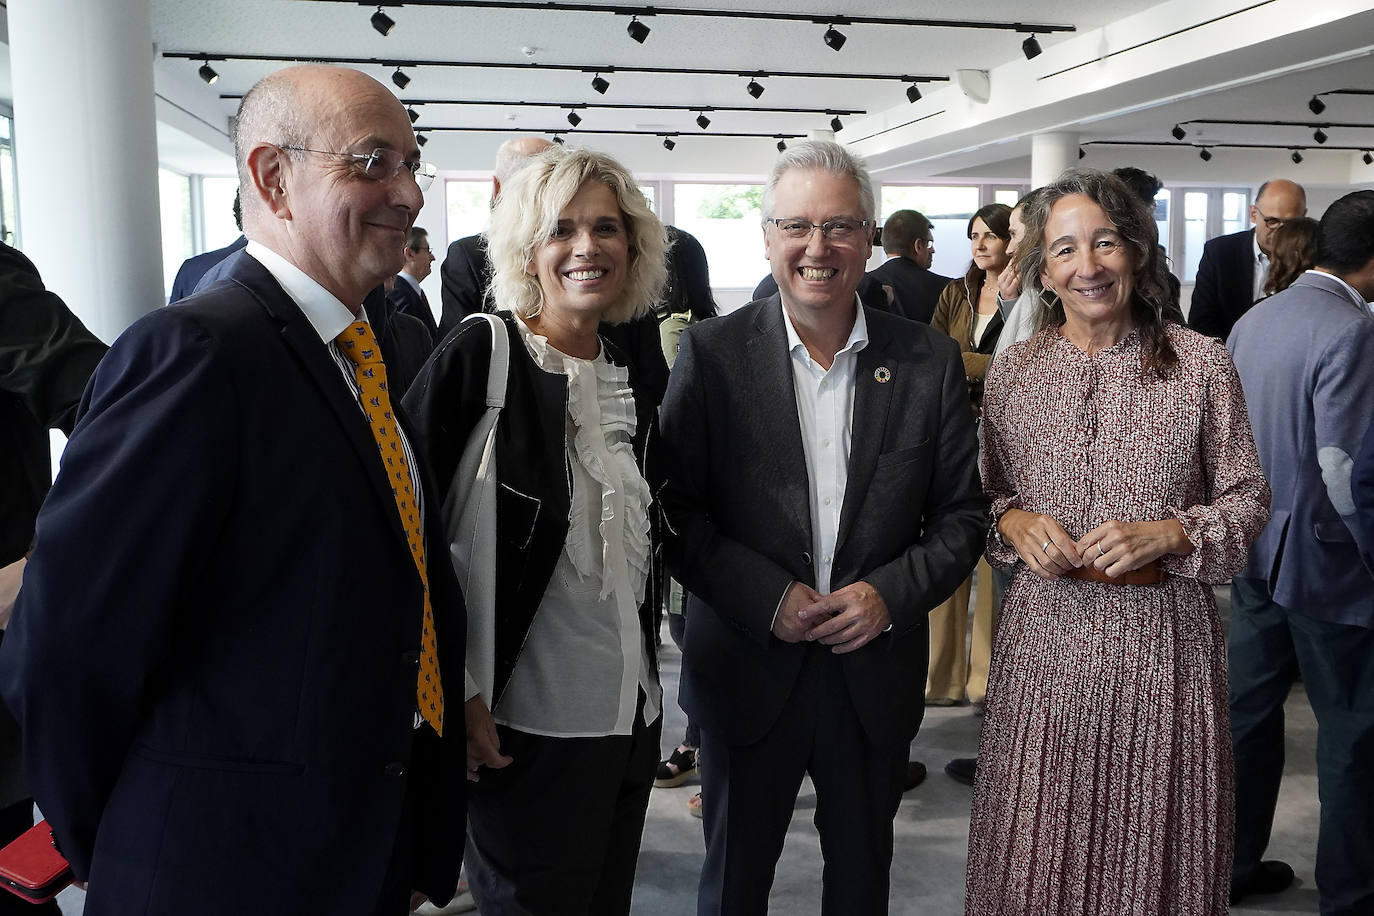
[492,315,661,737]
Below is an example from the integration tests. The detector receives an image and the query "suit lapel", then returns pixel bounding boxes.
[837,321,896,547]
[747,297,813,550]
[229,257,410,545]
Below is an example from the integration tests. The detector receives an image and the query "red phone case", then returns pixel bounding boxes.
[0,821,73,903]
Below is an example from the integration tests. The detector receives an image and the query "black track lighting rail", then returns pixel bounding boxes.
[1178,118,1374,129]
[166,51,945,85]
[420,126,806,139]
[312,0,1075,36]
[218,94,867,116]
[1084,140,1373,152]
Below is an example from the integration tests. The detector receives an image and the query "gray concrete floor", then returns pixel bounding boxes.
[50,588,1325,915]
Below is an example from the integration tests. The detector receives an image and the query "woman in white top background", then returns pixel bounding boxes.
[404,145,668,916]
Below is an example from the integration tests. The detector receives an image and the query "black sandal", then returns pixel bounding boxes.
[653,745,698,788]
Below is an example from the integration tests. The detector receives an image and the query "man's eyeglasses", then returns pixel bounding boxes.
[1252,204,1288,231]
[765,217,873,242]
[278,146,438,191]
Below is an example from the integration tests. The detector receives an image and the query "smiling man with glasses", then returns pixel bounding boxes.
[1189,177,1307,340]
[0,65,467,915]
[660,140,986,914]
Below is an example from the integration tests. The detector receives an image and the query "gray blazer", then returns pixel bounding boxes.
[660,295,987,748]
[1228,271,1374,627]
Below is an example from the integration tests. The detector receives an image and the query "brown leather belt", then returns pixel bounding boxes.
[1063,559,1164,586]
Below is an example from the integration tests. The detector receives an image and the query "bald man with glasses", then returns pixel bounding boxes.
[1188,178,1307,340]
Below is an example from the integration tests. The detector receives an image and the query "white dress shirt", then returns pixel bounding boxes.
[781,300,869,595]
[1252,233,1271,302]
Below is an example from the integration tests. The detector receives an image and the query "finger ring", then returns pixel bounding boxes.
[1097,543,1106,557]
[1041,540,1051,553]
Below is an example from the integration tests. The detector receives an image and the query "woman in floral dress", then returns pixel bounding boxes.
[965,169,1270,915]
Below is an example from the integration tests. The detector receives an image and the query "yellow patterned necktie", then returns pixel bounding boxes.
[336,320,443,736]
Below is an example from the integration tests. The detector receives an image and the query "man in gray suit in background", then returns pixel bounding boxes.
[660,141,986,915]
[1226,189,1374,915]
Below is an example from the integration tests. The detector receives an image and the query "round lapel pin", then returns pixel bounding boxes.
[874,367,891,383]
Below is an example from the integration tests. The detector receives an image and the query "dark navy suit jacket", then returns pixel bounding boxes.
[866,256,950,324]
[167,234,247,304]
[1188,229,1256,340]
[0,254,467,913]
[387,275,439,341]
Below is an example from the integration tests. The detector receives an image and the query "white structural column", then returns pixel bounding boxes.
[1031,133,1080,189]
[10,0,164,343]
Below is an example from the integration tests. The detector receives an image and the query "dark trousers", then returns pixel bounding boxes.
[1229,576,1374,916]
[464,704,661,916]
[696,645,908,916]
[668,605,700,748]
[0,801,60,915]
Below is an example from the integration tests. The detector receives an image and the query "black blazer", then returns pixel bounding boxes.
[386,275,440,341]
[660,296,987,748]
[404,313,661,703]
[167,235,247,304]
[0,254,467,912]
[866,257,951,324]
[1188,229,1256,340]
[438,234,489,340]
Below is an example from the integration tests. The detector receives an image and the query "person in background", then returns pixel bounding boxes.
[0,242,106,916]
[0,65,468,915]
[405,145,668,916]
[1261,216,1321,297]
[1225,190,1374,914]
[866,209,950,324]
[1111,167,1183,318]
[388,225,439,339]
[653,225,719,818]
[967,168,1269,914]
[925,204,1011,712]
[167,191,247,304]
[1188,178,1307,339]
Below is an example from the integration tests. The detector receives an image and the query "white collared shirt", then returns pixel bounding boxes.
[781,299,868,595]
[1252,232,1271,302]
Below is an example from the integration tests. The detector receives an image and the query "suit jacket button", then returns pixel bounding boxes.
[802,552,812,566]
[402,650,421,667]
[385,762,407,777]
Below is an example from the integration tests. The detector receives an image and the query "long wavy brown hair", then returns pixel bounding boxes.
[1018,169,1178,379]
[1263,217,1320,296]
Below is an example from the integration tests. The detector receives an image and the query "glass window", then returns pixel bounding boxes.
[672,183,765,289]
[1153,189,1171,269]
[1222,191,1249,236]
[0,115,18,246]
[881,185,980,278]
[638,185,656,211]
[201,176,242,251]
[159,169,193,300]
[446,180,491,241]
[1182,191,1210,283]
[994,189,1021,208]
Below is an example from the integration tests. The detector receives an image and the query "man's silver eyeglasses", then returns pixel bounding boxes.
[278,146,438,191]
[766,217,873,242]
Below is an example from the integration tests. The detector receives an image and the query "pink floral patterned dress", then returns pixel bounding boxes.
[965,324,1270,915]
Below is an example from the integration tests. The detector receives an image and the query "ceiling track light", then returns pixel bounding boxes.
[197,61,219,85]
[695,112,711,130]
[626,16,650,43]
[415,131,428,146]
[1314,127,1328,144]
[1078,147,1086,159]
[407,106,420,124]
[823,25,847,52]
[591,73,610,94]
[370,6,396,36]
[662,136,676,151]
[1291,150,1304,164]
[552,134,565,145]
[1199,148,1213,162]
[1021,34,1042,60]
[746,79,765,99]
[392,67,411,90]
[567,110,582,127]
[1171,124,1186,141]
[830,115,844,132]
[906,83,922,103]
[776,139,787,152]
[1364,151,1374,165]
[1308,95,1326,115]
